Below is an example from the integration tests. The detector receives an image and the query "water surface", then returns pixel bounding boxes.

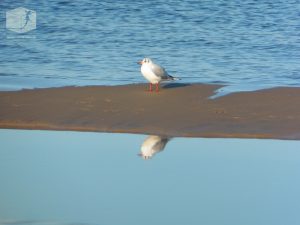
[0,0,299,95]
[0,129,299,225]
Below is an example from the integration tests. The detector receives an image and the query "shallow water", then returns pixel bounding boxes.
[0,129,300,225]
[1,0,300,95]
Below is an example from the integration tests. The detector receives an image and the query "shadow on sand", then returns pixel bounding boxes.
[162,83,191,89]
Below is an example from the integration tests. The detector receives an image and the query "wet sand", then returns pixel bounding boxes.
[0,83,300,140]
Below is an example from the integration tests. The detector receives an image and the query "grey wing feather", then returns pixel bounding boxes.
[152,138,170,152]
[151,63,170,79]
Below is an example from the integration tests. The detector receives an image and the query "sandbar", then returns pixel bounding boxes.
[0,83,300,140]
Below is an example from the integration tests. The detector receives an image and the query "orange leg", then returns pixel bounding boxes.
[155,83,159,92]
[149,83,153,92]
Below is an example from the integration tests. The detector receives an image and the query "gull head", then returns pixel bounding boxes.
[137,57,152,65]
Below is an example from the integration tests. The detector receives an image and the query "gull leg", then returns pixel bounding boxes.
[156,83,159,92]
[149,83,153,92]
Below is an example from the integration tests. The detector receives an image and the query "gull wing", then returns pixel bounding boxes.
[152,137,170,152]
[150,62,169,79]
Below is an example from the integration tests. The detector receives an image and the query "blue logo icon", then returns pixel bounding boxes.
[6,7,36,33]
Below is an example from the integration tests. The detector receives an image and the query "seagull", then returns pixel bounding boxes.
[137,58,179,92]
[138,135,170,160]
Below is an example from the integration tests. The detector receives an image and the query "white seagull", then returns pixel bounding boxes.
[139,135,170,160]
[137,58,179,92]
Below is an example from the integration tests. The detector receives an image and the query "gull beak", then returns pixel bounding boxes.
[137,61,143,65]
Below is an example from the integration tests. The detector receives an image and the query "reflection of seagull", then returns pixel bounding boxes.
[137,58,179,92]
[139,135,170,160]
[22,10,32,29]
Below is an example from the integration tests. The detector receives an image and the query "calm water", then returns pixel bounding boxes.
[0,0,299,95]
[0,129,300,225]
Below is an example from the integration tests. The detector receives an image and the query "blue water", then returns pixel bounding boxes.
[0,0,299,94]
[0,129,300,225]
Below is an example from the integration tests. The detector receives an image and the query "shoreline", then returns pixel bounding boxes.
[1,83,300,140]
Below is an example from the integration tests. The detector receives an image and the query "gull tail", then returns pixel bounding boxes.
[168,75,180,81]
